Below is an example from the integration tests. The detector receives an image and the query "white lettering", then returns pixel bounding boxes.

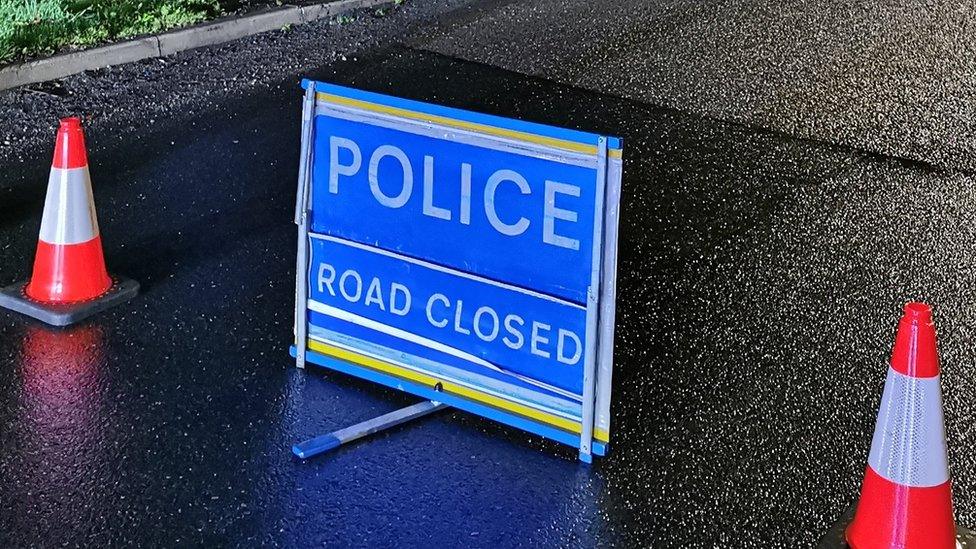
[422,156,452,221]
[317,263,336,295]
[329,137,361,193]
[454,300,472,335]
[503,314,525,350]
[530,321,551,359]
[368,145,413,208]
[557,329,582,365]
[426,293,450,328]
[460,163,472,225]
[364,277,385,310]
[390,283,411,316]
[484,169,530,236]
[338,270,362,302]
[543,181,581,250]
[473,306,500,342]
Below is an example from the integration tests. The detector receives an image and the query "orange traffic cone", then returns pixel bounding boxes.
[846,302,957,548]
[0,117,138,326]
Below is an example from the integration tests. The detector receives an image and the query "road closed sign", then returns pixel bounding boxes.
[291,79,622,461]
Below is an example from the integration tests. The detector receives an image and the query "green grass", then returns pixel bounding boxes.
[0,0,222,64]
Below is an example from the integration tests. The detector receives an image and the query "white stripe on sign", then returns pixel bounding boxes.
[868,367,950,487]
[308,233,585,310]
[39,167,99,245]
[307,299,583,402]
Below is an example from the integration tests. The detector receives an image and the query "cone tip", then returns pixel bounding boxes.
[52,116,88,169]
[903,302,933,324]
[59,117,82,130]
[892,301,939,378]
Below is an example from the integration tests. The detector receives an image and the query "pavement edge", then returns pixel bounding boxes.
[0,0,394,92]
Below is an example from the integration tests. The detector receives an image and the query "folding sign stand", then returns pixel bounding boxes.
[290,79,622,462]
[293,400,447,459]
[292,82,448,459]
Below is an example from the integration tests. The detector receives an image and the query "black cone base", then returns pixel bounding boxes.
[0,276,138,327]
[818,505,976,548]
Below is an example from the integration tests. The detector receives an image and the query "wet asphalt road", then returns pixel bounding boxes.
[413,0,976,173]
[3,1,976,547]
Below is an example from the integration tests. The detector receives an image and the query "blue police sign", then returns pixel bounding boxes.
[292,80,623,461]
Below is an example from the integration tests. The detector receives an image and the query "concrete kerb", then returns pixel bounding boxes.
[0,0,393,92]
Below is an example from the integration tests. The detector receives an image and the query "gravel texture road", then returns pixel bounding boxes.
[412,0,976,173]
[2,0,975,547]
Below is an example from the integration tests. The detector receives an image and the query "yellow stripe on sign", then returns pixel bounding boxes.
[318,92,610,157]
[307,339,583,435]
[595,428,609,443]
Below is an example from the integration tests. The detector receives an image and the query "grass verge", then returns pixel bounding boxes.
[0,0,223,65]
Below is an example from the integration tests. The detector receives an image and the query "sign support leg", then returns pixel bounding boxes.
[593,150,623,456]
[294,82,316,369]
[578,137,609,464]
[292,400,447,459]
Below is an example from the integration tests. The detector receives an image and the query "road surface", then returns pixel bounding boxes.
[1,0,975,546]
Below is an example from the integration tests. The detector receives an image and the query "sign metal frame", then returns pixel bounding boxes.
[292,80,622,461]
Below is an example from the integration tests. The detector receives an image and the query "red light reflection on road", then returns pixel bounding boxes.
[20,324,105,406]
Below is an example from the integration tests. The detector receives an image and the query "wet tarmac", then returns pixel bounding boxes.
[412,0,976,173]
[2,3,976,548]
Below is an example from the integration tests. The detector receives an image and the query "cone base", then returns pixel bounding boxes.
[0,276,138,327]
[817,504,975,549]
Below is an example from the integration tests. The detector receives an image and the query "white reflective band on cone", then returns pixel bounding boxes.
[868,367,950,487]
[39,167,100,245]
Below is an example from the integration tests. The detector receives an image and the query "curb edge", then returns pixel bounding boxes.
[0,0,393,92]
